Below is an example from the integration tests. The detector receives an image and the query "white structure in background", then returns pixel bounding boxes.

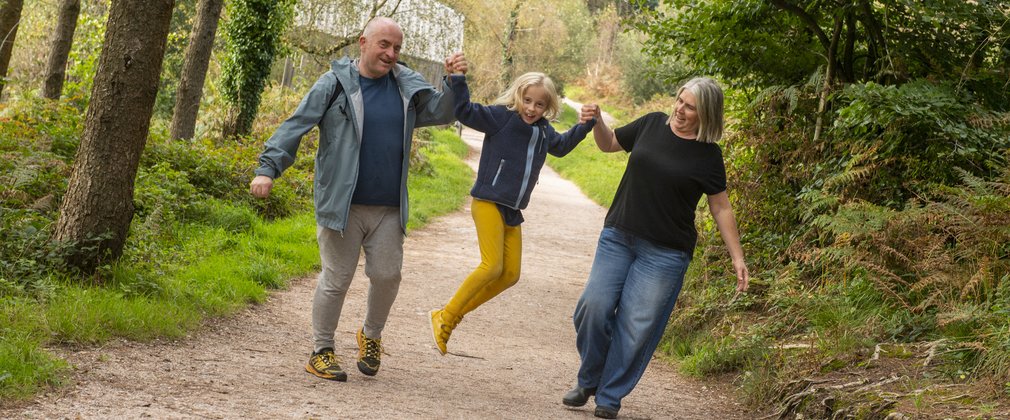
[296,0,464,65]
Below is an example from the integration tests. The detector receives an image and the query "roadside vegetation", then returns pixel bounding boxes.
[2,1,1009,418]
[549,2,1010,418]
[0,88,471,401]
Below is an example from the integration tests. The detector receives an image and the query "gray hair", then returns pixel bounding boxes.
[670,77,724,143]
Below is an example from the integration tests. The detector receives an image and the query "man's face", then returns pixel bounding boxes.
[358,23,403,79]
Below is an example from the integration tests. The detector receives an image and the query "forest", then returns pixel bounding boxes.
[1,0,1009,418]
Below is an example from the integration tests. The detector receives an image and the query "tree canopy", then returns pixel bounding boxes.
[636,0,1010,104]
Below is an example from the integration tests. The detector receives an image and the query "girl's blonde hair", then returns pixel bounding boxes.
[667,77,725,143]
[492,72,561,121]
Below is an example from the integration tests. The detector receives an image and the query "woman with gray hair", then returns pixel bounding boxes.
[562,77,749,419]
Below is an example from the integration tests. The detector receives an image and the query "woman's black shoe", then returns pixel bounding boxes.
[594,406,619,419]
[562,386,596,407]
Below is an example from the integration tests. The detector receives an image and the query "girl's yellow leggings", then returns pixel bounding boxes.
[444,198,523,318]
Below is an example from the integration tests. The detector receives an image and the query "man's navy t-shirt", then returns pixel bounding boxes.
[352,72,405,206]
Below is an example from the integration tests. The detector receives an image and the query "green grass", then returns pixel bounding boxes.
[677,335,769,377]
[0,299,67,401]
[46,286,204,343]
[407,127,473,230]
[547,103,627,207]
[1,214,319,401]
[0,127,473,403]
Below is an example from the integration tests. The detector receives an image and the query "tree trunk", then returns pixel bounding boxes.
[842,10,855,83]
[52,0,176,273]
[281,56,294,89]
[169,0,223,140]
[768,0,830,52]
[0,0,24,99]
[857,0,886,81]
[499,0,523,88]
[813,14,843,144]
[42,0,80,100]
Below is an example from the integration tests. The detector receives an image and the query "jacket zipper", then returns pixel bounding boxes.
[491,159,505,186]
[514,126,540,207]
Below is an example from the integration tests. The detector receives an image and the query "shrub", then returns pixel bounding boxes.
[831,80,1009,206]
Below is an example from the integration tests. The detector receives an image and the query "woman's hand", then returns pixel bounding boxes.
[733,259,749,293]
[580,104,600,124]
[581,104,621,152]
[708,191,749,294]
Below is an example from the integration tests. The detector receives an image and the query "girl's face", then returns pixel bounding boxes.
[519,84,549,125]
[671,90,700,138]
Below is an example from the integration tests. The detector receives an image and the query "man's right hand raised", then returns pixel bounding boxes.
[444,52,467,75]
[250,175,274,198]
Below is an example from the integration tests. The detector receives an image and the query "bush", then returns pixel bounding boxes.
[141,134,256,201]
[188,198,257,231]
[831,80,1009,206]
[134,162,201,221]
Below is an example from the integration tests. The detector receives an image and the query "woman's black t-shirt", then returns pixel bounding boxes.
[606,112,727,254]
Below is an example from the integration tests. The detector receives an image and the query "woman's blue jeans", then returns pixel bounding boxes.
[573,226,691,411]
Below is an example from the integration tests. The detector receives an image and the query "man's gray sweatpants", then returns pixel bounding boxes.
[312,205,404,352]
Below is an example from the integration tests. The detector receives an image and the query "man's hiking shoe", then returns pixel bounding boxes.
[356,328,382,376]
[305,348,347,381]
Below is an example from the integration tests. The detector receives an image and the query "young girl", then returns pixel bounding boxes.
[430,62,595,355]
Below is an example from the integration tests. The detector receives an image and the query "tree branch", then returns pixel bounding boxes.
[843,9,855,82]
[767,0,831,51]
[289,0,403,57]
[289,30,356,56]
[856,0,887,79]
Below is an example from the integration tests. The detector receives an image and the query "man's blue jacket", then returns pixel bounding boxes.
[256,57,456,233]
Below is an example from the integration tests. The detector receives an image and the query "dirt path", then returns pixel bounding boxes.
[5,127,746,419]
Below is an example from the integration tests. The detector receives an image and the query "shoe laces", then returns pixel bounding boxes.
[362,336,382,360]
[316,351,339,368]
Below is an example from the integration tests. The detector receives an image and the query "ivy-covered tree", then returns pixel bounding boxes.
[220,0,296,138]
[498,0,524,87]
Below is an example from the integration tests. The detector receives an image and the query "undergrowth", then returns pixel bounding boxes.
[0,87,472,403]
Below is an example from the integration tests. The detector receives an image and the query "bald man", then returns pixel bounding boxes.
[251,17,465,382]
